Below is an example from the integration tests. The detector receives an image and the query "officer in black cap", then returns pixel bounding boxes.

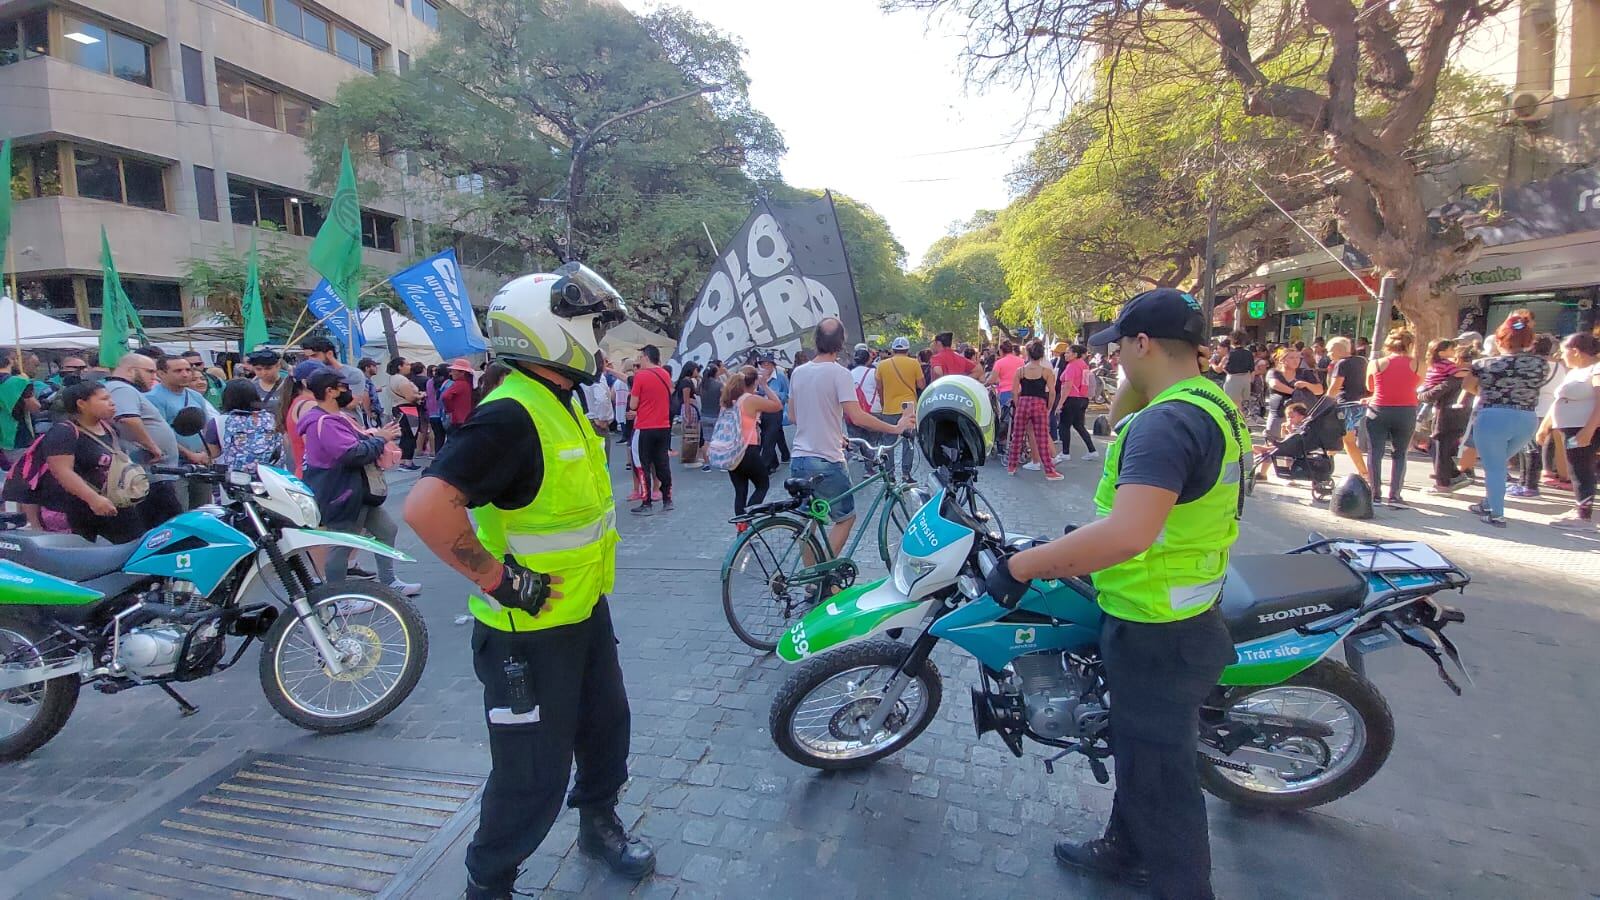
[991,289,1248,899]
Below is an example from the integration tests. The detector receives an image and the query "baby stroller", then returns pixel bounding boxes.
[1255,394,1345,502]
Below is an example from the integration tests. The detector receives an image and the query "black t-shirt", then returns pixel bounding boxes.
[1225,347,1255,375]
[424,373,577,509]
[34,421,116,510]
[1115,400,1226,504]
[1328,356,1368,403]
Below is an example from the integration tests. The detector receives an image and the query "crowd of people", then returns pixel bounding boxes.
[0,340,532,594]
[1212,310,1599,531]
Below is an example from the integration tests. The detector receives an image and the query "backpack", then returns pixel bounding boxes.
[217,411,281,473]
[852,366,878,412]
[705,407,748,471]
[80,428,150,509]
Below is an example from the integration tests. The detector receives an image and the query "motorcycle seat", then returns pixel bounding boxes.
[1219,555,1367,643]
[0,531,144,584]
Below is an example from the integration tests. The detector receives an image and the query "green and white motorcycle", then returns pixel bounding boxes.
[0,464,427,760]
[769,466,1472,810]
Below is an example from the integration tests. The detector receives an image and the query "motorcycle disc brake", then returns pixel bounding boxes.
[325,625,382,682]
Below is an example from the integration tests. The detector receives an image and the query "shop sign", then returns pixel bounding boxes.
[1283,278,1305,309]
[1448,239,1600,295]
[1248,297,1268,319]
[1307,274,1380,302]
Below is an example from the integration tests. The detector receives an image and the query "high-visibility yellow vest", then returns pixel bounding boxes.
[468,369,619,632]
[1091,375,1250,623]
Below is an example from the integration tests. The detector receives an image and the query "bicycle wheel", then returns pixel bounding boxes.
[722,517,829,651]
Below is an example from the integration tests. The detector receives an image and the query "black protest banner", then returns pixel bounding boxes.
[672,193,863,369]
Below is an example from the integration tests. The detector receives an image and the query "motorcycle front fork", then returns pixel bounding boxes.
[860,630,941,737]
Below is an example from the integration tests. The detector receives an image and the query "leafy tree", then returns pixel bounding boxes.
[892,0,1514,343]
[916,217,1008,339]
[308,0,783,339]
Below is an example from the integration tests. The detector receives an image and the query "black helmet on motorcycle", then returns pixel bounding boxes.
[915,375,994,468]
[1330,472,1375,519]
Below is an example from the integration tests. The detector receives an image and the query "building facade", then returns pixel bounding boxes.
[1,0,504,330]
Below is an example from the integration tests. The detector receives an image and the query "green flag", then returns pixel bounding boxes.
[0,139,13,273]
[308,143,362,311]
[241,235,269,353]
[99,228,132,367]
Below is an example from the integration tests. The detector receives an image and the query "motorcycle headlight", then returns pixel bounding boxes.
[893,553,938,594]
[290,490,320,527]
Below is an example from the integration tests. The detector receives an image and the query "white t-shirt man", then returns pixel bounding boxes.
[790,359,856,464]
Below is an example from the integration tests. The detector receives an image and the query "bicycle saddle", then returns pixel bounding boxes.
[784,475,825,496]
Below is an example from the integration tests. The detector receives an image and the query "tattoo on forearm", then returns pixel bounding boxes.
[449,533,497,575]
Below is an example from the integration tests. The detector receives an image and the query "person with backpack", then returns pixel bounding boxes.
[17,381,145,543]
[712,366,783,523]
[204,379,282,474]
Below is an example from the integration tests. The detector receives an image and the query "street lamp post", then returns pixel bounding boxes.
[563,83,723,261]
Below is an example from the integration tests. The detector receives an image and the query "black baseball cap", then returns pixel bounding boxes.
[1089,289,1208,347]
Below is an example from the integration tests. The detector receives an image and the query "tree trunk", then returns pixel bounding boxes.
[1394,279,1460,360]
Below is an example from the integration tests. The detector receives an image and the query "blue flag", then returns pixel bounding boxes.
[307,279,364,360]
[388,249,486,359]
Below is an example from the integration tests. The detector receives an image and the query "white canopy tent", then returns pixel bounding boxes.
[601,319,674,367]
[359,309,445,365]
[0,295,99,351]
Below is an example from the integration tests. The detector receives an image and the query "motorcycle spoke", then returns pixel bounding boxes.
[273,597,411,718]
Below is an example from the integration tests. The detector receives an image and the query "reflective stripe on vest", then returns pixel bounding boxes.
[503,508,618,555]
[1091,376,1251,624]
[467,369,619,632]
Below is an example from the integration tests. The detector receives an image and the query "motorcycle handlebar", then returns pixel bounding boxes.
[150,463,227,481]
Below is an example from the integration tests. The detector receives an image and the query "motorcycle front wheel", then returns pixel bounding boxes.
[1199,660,1395,811]
[770,639,942,770]
[259,580,429,733]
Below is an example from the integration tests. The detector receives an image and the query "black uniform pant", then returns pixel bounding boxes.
[759,411,788,470]
[1100,606,1235,900]
[465,598,631,891]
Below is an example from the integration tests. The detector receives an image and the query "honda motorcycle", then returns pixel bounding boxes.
[0,464,428,760]
[769,466,1471,810]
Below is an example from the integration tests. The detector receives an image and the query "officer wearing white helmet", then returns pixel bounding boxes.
[403,263,653,899]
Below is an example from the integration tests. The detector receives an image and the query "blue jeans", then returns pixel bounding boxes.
[789,455,854,520]
[1472,406,1537,517]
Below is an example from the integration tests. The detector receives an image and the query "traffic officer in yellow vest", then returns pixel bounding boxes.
[986,289,1248,899]
[404,263,651,900]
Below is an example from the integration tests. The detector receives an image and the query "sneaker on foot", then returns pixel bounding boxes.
[662,499,675,512]
[1548,515,1591,530]
[1385,497,1408,509]
[1055,453,1070,462]
[1426,484,1456,495]
[1448,474,1472,489]
[346,565,377,581]
[1023,462,1042,471]
[1467,502,1489,516]
[1083,451,1100,461]
[1480,513,1507,528]
[1507,485,1539,498]
[387,579,421,597]
[1045,472,1064,482]
[1053,838,1149,887]
[700,464,712,472]
[333,598,376,616]
[631,502,654,515]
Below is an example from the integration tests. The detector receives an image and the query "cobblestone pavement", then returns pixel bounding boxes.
[2,437,1596,899]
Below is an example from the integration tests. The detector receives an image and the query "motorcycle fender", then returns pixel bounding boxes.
[1219,629,1342,686]
[776,577,926,664]
[277,528,416,563]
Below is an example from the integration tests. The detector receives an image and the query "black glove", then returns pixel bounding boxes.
[487,556,552,615]
[987,555,1030,609]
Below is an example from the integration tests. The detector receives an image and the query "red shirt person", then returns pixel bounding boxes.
[930,332,976,379]
[626,345,676,513]
[442,358,477,427]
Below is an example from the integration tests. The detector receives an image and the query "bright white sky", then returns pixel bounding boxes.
[620,0,1063,268]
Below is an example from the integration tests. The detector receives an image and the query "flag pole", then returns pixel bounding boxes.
[284,305,349,349]
[6,242,21,375]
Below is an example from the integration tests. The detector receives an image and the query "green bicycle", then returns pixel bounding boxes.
[721,437,929,651]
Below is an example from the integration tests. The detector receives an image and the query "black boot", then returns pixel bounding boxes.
[577,806,655,879]
[463,876,513,900]
[1053,837,1150,887]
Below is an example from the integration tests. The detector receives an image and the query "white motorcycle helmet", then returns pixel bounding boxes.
[485,262,628,385]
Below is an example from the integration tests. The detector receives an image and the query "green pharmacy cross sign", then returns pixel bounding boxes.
[1284,278,1306,310]
[1248,297,1268,319]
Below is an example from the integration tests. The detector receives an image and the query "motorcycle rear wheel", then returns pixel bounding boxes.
[259,580,428,733]
[1200,660,1394,811]
[770,639,942,770]
[0,619,80,761]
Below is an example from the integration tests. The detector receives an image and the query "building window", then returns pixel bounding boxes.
[217,66,317,137]
[270,0,378,69]
[228,176,326,236]
[86,279,183,328]
[10,145,63,200]
[398,50,409,73]
[272,0,304,39]
[302,10,330,51]
[0,10,49,67]
[194,165,219,221]
[181,45,206,104]
[222,0,269,23]
[361,211,398,252]
[61,15,153,87]
[72,148,167,211]
[16,278,79,324]
[412,0,440,28]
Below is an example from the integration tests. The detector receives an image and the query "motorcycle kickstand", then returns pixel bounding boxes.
[159,683,199,717]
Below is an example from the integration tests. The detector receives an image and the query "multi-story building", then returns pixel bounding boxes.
[1,0,507,331]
